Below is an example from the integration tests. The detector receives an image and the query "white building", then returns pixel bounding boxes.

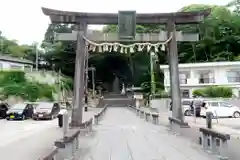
[0,55,33,72]
[0,55,62,85]
[160,61,240,98]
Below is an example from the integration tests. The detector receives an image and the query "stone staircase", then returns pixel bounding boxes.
[99,93,135,107]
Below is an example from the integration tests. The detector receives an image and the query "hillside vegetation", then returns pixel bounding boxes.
[0,71,73,102]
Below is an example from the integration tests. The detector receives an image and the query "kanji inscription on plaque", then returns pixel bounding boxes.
[118,11,136,40]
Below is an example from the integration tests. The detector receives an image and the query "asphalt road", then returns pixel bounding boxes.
[0,108,102,160]
[0,118,62,160]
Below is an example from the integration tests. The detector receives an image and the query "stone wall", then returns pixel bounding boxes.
[1,70,72,105]
[25,70,59,85]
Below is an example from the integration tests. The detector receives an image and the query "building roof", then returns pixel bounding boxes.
[160,61,240,69]
[0,55,34,65]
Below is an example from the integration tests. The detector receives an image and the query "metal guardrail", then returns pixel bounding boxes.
[38,105,108,160]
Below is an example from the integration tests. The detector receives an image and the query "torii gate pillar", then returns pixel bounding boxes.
[167,20,184,122]
[70,23,87,126]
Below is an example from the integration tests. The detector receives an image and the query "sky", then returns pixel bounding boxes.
[0,0,229,45]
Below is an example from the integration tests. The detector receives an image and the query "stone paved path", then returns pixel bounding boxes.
[77,107,215,160]
[140,107,240,160]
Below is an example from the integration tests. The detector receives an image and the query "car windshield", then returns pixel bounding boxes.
[11,104,26,111]
[36,103,53,110]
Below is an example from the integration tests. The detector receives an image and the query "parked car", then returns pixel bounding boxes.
[200,100,240,118]
[182,98,205,117]
[169,99,192,116]
[182,99,192,116]
[24,101,40,109]
[0,103,9,119]
[6,103,34,120]
[33,102,60,120]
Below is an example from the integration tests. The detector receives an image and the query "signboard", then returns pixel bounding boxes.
[134,94,143,99]
[118,11,136,40]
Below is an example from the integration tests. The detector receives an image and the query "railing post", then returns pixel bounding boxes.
[94,115,98,125]
[152,114,159,124]
[210,136,218,154]
[63,111,69,138]
[206,112,212,129]
[89,118,93,132]
[136,109,140,116]
[71,136,76,160]
[219,140,229,160]
[140,111,144,118]
[201,132,208,150]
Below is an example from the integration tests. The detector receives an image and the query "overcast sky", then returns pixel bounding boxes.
[0,0,229,45]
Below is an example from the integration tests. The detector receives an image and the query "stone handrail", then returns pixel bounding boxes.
[127,105,160,124]
[199,127,230,159]
[94,105,108,125]
[128,105,232,159]
[41,146,58,160]
[39,115,94,160]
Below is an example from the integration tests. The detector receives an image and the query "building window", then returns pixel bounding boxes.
[198,71,215,84]
[227,71,240,83]
[179,71,190,84]
[181,89,189,98]
[24,65,32,72]
[10,64,22,70]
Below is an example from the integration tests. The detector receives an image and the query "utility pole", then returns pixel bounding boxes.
[35,43,38,71]
[58,69,61,102]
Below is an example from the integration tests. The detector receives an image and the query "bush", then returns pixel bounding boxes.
[61,77,73,90]
[0,71,55,101]
[0,71,26,86]
[24,82,53,101]
[193,86,233,98]
[38,83,54,101]
[192,89,206,97]
[2,83,26,99]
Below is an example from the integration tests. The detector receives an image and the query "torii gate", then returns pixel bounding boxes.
[42,7,210,127]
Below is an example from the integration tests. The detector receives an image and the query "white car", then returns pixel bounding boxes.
[182,99,192,116]
[200,100,240,118]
